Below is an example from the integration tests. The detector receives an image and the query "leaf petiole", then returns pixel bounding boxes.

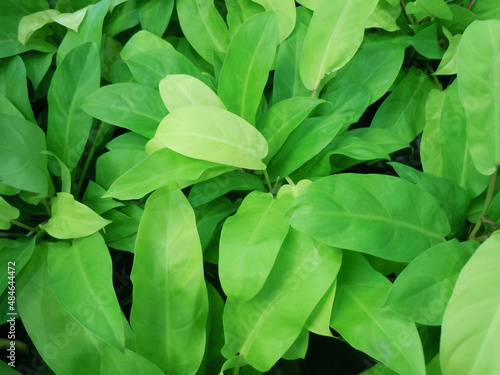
[469,165,498,241]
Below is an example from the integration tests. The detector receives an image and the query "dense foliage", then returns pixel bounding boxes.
[0,0,499,374]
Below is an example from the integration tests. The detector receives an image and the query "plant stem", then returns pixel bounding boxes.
[469,165,498,240]
[41,198,51,216]
[425,61,443,91]
[285,176,296,187]
[400,0,416,25]
[233,367,240,375]
[312,86,318,98]
[74,122,106,198]
[263,169,273,193]
[10,220,39,232]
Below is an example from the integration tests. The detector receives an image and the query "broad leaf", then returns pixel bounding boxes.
[0,196,19,230]
[100,347,165,375]
[421,89,446,176]
[406,0,453,20]
[130,185,208,374]
[139,0,173,37]
[251,0,295,42]
[0,238,34,295]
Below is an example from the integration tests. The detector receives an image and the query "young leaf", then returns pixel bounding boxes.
[82,83,168,138]
[219,191,293,302]
[130,185,208,374]
[305,274,338,337]
[251,0,296,42]
[457,20,500,175]
[149,105,268,170]
[82,180,124,215]
[47,42,100,172]
[0,113,50,196]
[289,174,450,262]
[96,149,148,190]
[47,233,124,350]
[176,0,229,64]
[366,0,401,32]
[120,30,174,60]
[330,252,426,375]
[384,240,478,326]
[218,12,279,125]
[299,0,378,90]
[40,193,111,239]
[159,74,225,112]
[440,231,500,375]
[406,0,453,20]
[434,27,460,76]
[0,196,19,230]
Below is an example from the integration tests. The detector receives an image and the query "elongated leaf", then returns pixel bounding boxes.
[130,185,208,374]
[47,42,100,172]
[306,277,337,337]
[0,197,19,230]
[82,83,168,138]
[22,51,54,91]
[251,0,295,42]
[0,114,50,196]
[421,89,446,176]
[96,149,148,190]
[434,28,460,76]
[41,193,111,239]
[139,0,173,37]
[441,231,500,375]
[47,233,124,350]
[289,174,450,262]
[218,12,279,124]
[17,244,104,374]
[176,0,229,64]
[100,347,166,375]
[82,180,124,215]
[104,0,140,38]
[219,191,293,302]
[222,229,342,371]
[121,30,174,60]
[330,252,426,375]
[471,1,500,20]
[366,0,401,31]
[370,68,435,143]
[300,0,378,90]
[104,148,231,200]
[159,74,225,112]
[149,105,268,169]
[225,0,264,39]
[457,20,500,175]
[384,240,478,326]
[406,0,452,20]
[0,238,34,295]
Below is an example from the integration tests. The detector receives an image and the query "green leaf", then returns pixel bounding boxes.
[439,81,489,197]
[0,238,34,295]
[188,171,266,207]
[47,42,100,172]
[323,39,406,105]
[257,97,324,163]
[159,74,225,112]
[82,180,124,215]
[105,132,148,151]
[102,204,143,253]
[0,197,19,230]
[440,231,500,375]
[148,105,268,170]
[406,0,453,20]
[22,51,54,91]
[104,148,231,200]
[0,113,50,196]
[176,0,229,64]
[120,30,174,60]
[410,23,445,59]
[471,1,500,20]
[139,0,173,37]
[300,0,378,90]
[222,229,342,371]
[225,0,265,38]
[96,149,148,190]
[82,83,168,138]
[219,191,293,302]
[100,347,166,375]
[359,363,398,375]
[366,0,401,32]
[104,0,140,38]
[130,185,208,374]
[282,329,309,360]
[17,243,104,374]
[456,20,500,175]
[57,0,109,65]
[289,174,450,262]
[421,89,446,176]
[0,56,35,122]
[330,252,426,375]
[47,233,124,350]
[218,12,278,125]
[434,28,460,76]
[384,240,478,326]
[40,193,111,239]
[251,0,296,43]
[370,68,435,143]
[306,277,337,337]
[43,151,72,193]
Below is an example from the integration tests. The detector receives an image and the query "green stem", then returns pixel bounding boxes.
[10,220,39,232]
[74,122,106,198]
[263,169,273,193]
[285,176,296,187]
[400,0,416,25]
[312,86,318,98]
[469,165,498,240]
[425,62,443,91]
[233,367,240,375]
[41,198,51,216]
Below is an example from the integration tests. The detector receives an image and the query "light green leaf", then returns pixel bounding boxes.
[106,132,148,151]
[471,1,500,20]
[384,240,478,326]
[130,185,208,374]
[100,347,166,375]
[0,197,19,230]
[82,83,168,138]
[176,0,229,64]
[406,0,453,20]
[295,0,317,9]
[441,231,500,375]
[371,68,434,143]
[434,28,461,76]
[0,238,34,295]
[43,151,71,193]
[289,174,450,262]
[282,329,309,360]
[457,20,500,175]
[47,42,100,172]
[219,191,293,302]
[222,229,342,371]
[96,149,148,190]
[104,148,231,200]
[300,0,378,90]
[225,0,265,39]
[148,105,268,170]
[359,363,398,375]
[251,0,296,42]
[218,12,278,125]
[47,233,124,350]
[410,23,445,60]
[82,181,123,215]
[330,252,426,375]
[0,113,50,196]
[41,193,111,239]
[139,0,173,37]
[104,0,140,38]
[366,0,401,32]
[306,277,337,337]
[120,30,174,60]
[421,89,446,176]
[101,204,143,253]
[159,74,225,112]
